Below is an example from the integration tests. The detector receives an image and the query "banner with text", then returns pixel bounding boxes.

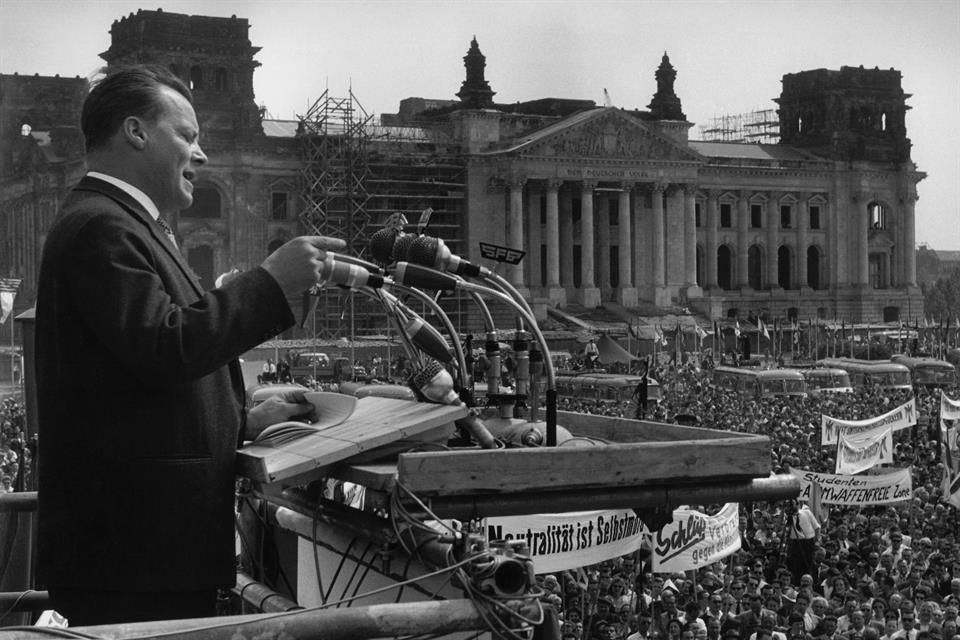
[836,425,893,474]
[651,503,740,574]
[484,509,648,574]
[941,392,960,508]
[821,397,916,446]
[789,468,912,505]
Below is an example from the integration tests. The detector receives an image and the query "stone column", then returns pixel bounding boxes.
[903,193,917,287]
[652,181,669,306]
[853,192,869,287]
[597,195,611,289]
[683,184,702,298]
[508,178,526,287]
[766,194,779,290]
[545,180,563,304]
[737,192,750,289]
[705,190,719,289]
[560,188,574,287]
[797,196,809,290]
[580,181,600,307]
[526,188,541,289]
[617,183,637,307]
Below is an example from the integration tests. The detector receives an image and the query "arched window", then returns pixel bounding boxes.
[695,245,704,286]
[214,67,228,92]
[190,65,203,91]
[181,186,221,218]
[778,246,792,289]
[807,246,822,290]
[717,245,734,290]
[748,245,763,289]
[869,202,887,230]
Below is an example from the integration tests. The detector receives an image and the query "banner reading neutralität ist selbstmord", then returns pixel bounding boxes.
[484,509,648,574]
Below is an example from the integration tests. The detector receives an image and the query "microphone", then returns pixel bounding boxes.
[370,228,399,265]
[404,317,453,364]
[407,235,488,278]
[392,233,418,263]
[393,262,459,291]
[318,255,385,289]
[412,360,497,449]
[329,252,383,274]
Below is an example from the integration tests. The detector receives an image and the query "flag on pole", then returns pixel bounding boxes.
[758,317,770,340]
[734,320,742,339]
[0,278,23,324]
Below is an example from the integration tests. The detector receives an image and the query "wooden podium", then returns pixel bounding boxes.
[236,396,466,485]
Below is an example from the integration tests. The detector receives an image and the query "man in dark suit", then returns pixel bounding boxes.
[35,64,344,626]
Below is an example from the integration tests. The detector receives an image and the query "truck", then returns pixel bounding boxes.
[288,352,353,384]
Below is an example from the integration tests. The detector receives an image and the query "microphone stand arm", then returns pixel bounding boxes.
[456,281,558,446]
[354,288,421,371]
[384,282,468,393]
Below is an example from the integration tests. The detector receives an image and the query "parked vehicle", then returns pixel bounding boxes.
[712,366,808,398]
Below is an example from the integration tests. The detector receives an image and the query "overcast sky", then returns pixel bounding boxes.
[2,0,957,250]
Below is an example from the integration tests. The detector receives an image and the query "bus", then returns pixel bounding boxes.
[800,367,854,397]
[712,366,808,398]
[890,355,958,388]
[816,358,912,391]
[553,372,662,412]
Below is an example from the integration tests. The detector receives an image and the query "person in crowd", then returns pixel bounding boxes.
[34,64,342,626]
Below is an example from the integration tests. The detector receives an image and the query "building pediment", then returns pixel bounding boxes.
[495,107,703,164]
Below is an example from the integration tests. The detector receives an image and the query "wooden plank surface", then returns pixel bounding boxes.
[237,397,466,484]
[397,436,770,495]
[557,410,763,442]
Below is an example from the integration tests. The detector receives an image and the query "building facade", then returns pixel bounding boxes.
[0,10,926,346]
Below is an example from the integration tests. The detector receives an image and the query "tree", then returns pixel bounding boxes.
[923,266,960,324]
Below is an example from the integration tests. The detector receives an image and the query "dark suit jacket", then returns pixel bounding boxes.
[35,176,294,592]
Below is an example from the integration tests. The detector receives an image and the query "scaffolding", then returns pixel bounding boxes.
[698,108,780,144]
[296,90,375,340]
[296,93,470,342]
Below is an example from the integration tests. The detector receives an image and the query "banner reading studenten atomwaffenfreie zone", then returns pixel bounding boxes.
[651,503,740,574]
[821,397,916,446]
[789,468,912,505]
[941,391,960,508]
[484,509,648,574]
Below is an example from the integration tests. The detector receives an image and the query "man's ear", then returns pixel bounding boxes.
[122,116,148,150]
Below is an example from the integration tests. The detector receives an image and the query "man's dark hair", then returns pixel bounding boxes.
[81,64,192,152]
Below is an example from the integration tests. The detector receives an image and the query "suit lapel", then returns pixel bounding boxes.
[73,176,205,298]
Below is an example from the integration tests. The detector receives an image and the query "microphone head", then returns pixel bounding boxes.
[370,228,398,264]
[408,235,442,269]
[392,233,418,263]
[411,359,446,390]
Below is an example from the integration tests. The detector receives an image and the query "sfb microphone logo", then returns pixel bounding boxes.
[479,242,526,265]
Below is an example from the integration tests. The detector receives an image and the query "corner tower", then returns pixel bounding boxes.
[101,9,263,141]
[776,66,912,163]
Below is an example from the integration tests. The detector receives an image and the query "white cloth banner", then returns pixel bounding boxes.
[484,509,648,574]
[651,503,740,573]
[836,424,893,474]
[821,397,916,446]
[941,392,960,508]
[789,468,912,505]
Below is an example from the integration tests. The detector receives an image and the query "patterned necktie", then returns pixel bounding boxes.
[156,216,178,249]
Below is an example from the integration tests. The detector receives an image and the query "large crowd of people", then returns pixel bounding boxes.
[535,356,960,640]
[2,348,959,638]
